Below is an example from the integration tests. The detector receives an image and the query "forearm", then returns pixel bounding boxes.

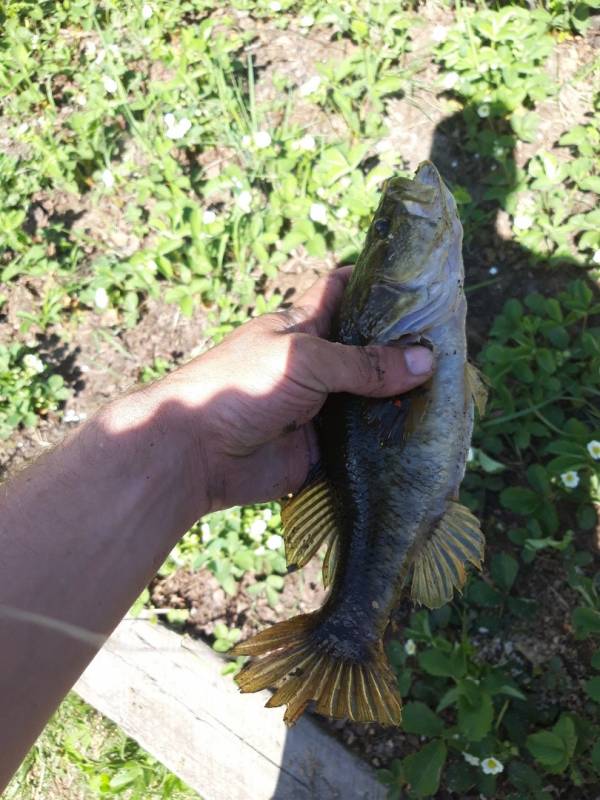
[0,385,207,789]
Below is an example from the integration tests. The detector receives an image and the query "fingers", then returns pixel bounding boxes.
[308,340,434,397]
[272,267,353,337]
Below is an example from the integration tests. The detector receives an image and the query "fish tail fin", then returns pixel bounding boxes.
[232,614,402,727]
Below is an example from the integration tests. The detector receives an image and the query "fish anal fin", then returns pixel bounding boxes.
[233,616,402,727]
[465,362,488,417]
[281,468,340,572]
[411,501,485,609]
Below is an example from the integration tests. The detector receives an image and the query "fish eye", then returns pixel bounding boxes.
[373,218,390,238]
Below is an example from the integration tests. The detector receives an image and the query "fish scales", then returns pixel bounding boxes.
[233,161,486,726]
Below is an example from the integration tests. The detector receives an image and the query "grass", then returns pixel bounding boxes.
[3,693,199,799]
[1,0,599,797]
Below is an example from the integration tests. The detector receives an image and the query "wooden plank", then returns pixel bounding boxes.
[74,619,386,800]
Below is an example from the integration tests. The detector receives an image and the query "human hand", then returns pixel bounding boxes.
[156,268,434,513]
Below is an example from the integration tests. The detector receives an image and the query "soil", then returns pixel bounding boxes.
[2,6,598,798]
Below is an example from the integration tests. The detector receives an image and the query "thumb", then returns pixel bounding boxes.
[310,340,434,397]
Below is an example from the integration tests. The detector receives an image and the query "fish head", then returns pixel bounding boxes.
[344,161,464,343]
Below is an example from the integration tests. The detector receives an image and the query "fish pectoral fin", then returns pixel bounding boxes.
[366,384,430,446]
[281,467,340,574]
[465,362,488,417]
[410,501,485,609]
[233,617,402,727]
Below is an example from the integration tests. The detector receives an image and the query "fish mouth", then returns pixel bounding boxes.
[386,161,449,223]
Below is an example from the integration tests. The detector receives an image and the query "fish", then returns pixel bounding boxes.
[232,161,487,727]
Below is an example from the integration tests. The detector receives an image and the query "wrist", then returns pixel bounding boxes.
[95,380,212,529]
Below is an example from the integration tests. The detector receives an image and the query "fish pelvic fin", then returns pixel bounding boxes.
[232,615,402,727]
[411,501,485,609]
[281,467,341,586]
[366,380,431,448]
[465,362,488,417]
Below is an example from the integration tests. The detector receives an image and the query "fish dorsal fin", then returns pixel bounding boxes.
[281,469,340,573]
[465,362,488,417]
[411,501,485,609]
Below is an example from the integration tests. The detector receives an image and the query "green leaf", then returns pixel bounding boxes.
[508,761,543,792]
[402,702,444,737]
[527,716,576,774]
[233,550,255,571]
[457,691,493,741]
[511,111,539,142]
[419,647,465,678]
[572,607,600,638]
[526,731,567,768]
[579,176,600,194]
[490,552,519,592]
[500,487,540,514]
[584,677,600,702]
[402,740,447,798]
[591,741,600,773]
[591,649,600,671]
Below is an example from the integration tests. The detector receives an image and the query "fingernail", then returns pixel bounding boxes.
[405,346,433,375]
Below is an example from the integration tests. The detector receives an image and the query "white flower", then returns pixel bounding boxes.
[262,508,273,521]
[297,133,316,151]
[561,470,579,489]
[339,176,351,189]
[100,169,114,188]
[514,214,533,230]
[94,287,109,310]
[593,250,600,265]
[309,202,327,225]
[266,533,284,550]
[441,71,459,90]
[165,116,191,140]
[200,522,212,543]
[489,265,498,275]
[241,134,252,148]
[23,354,44,374]
[237,190,253,214]
[147,259,158,273]
[299,75,321,97]
[102,75,118,94]
[254,130,271,149]
[299,14,314,27]
[142,3,153,20]
[75,93,87,107]
[85,40,97,59]
[249,518,267,540]
[202,209,217,224]
[270,0,282,9]
[587,440,600,460]
[63,409,83,424]
[335,206,349,219]
[404,639,417,656]
[477,104,490,118]
[431,25,447,43]
[254,545,266,556]
[17,122,29,135]
[463,752,480,766]
[316,187,327,199]
[481,757,504,775]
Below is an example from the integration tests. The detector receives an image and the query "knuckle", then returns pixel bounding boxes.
[359,346,385,388]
